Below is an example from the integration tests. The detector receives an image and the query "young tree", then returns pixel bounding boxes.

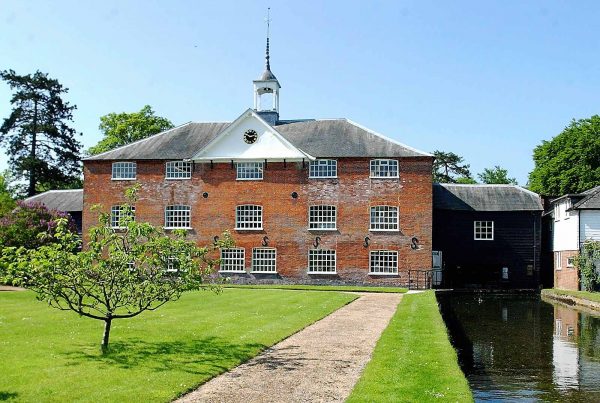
[0,170,15,216]
[88,105,174,155]
[478,166,518,185]
[6,187,233,352]
[432,150,474,183]
[0,70,82,197]
[528,115,600,195]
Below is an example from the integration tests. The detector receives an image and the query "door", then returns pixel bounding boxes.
[432,251,443,286]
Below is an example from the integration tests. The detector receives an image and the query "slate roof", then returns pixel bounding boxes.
[433,184,543,211]
[24,189,83,212]
[571,185,600,210]
[84,119,431,161]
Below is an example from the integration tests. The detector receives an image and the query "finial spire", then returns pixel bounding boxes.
[265,7,271,70]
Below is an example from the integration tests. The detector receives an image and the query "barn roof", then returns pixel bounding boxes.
[24,189,83,212]
[433,184,543,211]
[571,185,600,210]
[84,118,431,161]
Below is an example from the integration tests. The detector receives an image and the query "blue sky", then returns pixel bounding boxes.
[1,0,599,185]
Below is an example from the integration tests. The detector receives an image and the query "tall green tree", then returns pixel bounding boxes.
[88,105,174,155]
[0,70,82,197]
[528,115,600,195]
[478,165,518,185]
[0,170,15,215]
[432,150,474,183]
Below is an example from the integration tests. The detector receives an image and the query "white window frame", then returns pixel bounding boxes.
[370,205,399,231]
[309,159,337,178]
[370,159,399,178]
[567,256,574,268]
[474,221,494,241]
[555,251,562,270]
[166,257,179,273]
[164,205,192,229]
[369,250,399,275]
[308,205,337,230]
[236,162,264,180]
[308,249,337,274]
[235,205,263,230]
[165,161,192,180]
[110,205,135,229]
[251,248,277,273]
[220,248,246,272]
[111,162,136,180]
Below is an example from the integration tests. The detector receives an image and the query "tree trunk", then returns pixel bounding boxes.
[28,98,38,197]
[101,318,112,353]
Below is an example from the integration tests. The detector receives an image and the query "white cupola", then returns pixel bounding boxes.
[253,10,280,126]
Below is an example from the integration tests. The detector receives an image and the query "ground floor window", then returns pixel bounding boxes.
[110,205,135,228]
[308,250,336,274]
[555,251,562,270]
[220,248,245,272]
[369,250,398,274]
[567,256,575,268]
[474,220,494,240]
[251,248,277,273]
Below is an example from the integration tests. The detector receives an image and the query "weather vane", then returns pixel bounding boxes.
[265,7,271,38]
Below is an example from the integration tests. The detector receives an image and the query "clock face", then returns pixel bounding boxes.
[243,129,258,144]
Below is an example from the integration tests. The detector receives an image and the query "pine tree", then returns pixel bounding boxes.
[0,69,82,197]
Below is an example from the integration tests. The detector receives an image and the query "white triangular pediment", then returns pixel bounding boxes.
[191,109,314,162]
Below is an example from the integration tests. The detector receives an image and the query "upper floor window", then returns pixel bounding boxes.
[236,162,263,180]
[308,249,336,274]
[474,221,494,240]
[112,162,136,180]
[220,248,245,272]
[165,205,191,229]
[309,159,337,178]
[309,205,337,230]
[370,250,398,275]
[370,206,399,231]
[370,159,398,178]
[236,205,263,230]
[165,161,192,179]
[110,205,135,228]
[251,248,277,273]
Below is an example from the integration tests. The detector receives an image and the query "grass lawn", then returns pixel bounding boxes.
[0,288,356,402]
[542,288,600,303]
[347,291,473,403]
[224,284,408,293]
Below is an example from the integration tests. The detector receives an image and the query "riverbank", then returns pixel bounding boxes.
[542,289,600,313]
[347,291,473,402]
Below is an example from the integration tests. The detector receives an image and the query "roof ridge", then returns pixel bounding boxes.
[83,122,193,160]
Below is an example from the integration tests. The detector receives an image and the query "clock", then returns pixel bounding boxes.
[243,129,258,144]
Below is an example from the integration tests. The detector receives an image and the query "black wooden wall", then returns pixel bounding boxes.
[432,210,542,289]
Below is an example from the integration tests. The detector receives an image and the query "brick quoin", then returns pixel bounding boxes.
[83,157,433,286]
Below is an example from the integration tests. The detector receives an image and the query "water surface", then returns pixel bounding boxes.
[437,293,600,402]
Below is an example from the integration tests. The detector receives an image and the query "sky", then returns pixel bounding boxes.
[1,0,599,185]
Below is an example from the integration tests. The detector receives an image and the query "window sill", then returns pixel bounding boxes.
[308,176,338,179]
[308,227,338,231]
[370,229,400,232]
[219,270,246,273]
[165,177,192,180]
[235,228,264,231]
[369,176,399,179]
[164,227,193,230]
[369,272,399,276]
[111,178,136,181]
[236,178,264,181]
[250,271,278,274]
[474,238,494,241]
[307,271,337,275]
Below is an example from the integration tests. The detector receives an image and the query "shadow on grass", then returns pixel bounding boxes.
[63,336,266,376]
[0,392,18,401]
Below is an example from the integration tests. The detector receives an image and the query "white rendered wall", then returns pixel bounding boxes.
[553,200,579,251]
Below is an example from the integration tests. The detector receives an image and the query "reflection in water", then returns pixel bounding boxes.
[437,293,600,402]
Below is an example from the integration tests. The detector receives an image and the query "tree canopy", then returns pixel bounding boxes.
[432,150,474,183]
[88,105,174,155]
[0,69,82,197]
[528,115,600,195]
[0,171,15,216]
[478,165,518,185]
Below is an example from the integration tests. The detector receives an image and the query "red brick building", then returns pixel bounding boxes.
[83,52,433,286]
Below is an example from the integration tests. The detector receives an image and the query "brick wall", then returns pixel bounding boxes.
[554,250,579,290]
[83,157,433,286]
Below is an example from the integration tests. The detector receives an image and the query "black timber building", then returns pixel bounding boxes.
[433,184,544,289]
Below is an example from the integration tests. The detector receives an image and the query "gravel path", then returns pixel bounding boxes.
[177,292,402,403]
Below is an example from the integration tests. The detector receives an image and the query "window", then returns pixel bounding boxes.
[309,205,337,230]
[567,256,575,268]
[112,162,136,180]
[370,250,398,275]
[555,251,562,270]
[370,206,399,231]
[166,257,179,273]
[236,162,263,180]
[309,159,337,178]
[165,161,192,179]
[370,159,398,178]
[474,221,494,240]
[164,205,191,228]
[251,248,277,273]
[220,248,245,272]
[236,205,263,230]
[110,205,135,228]
[308,250,336,274]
